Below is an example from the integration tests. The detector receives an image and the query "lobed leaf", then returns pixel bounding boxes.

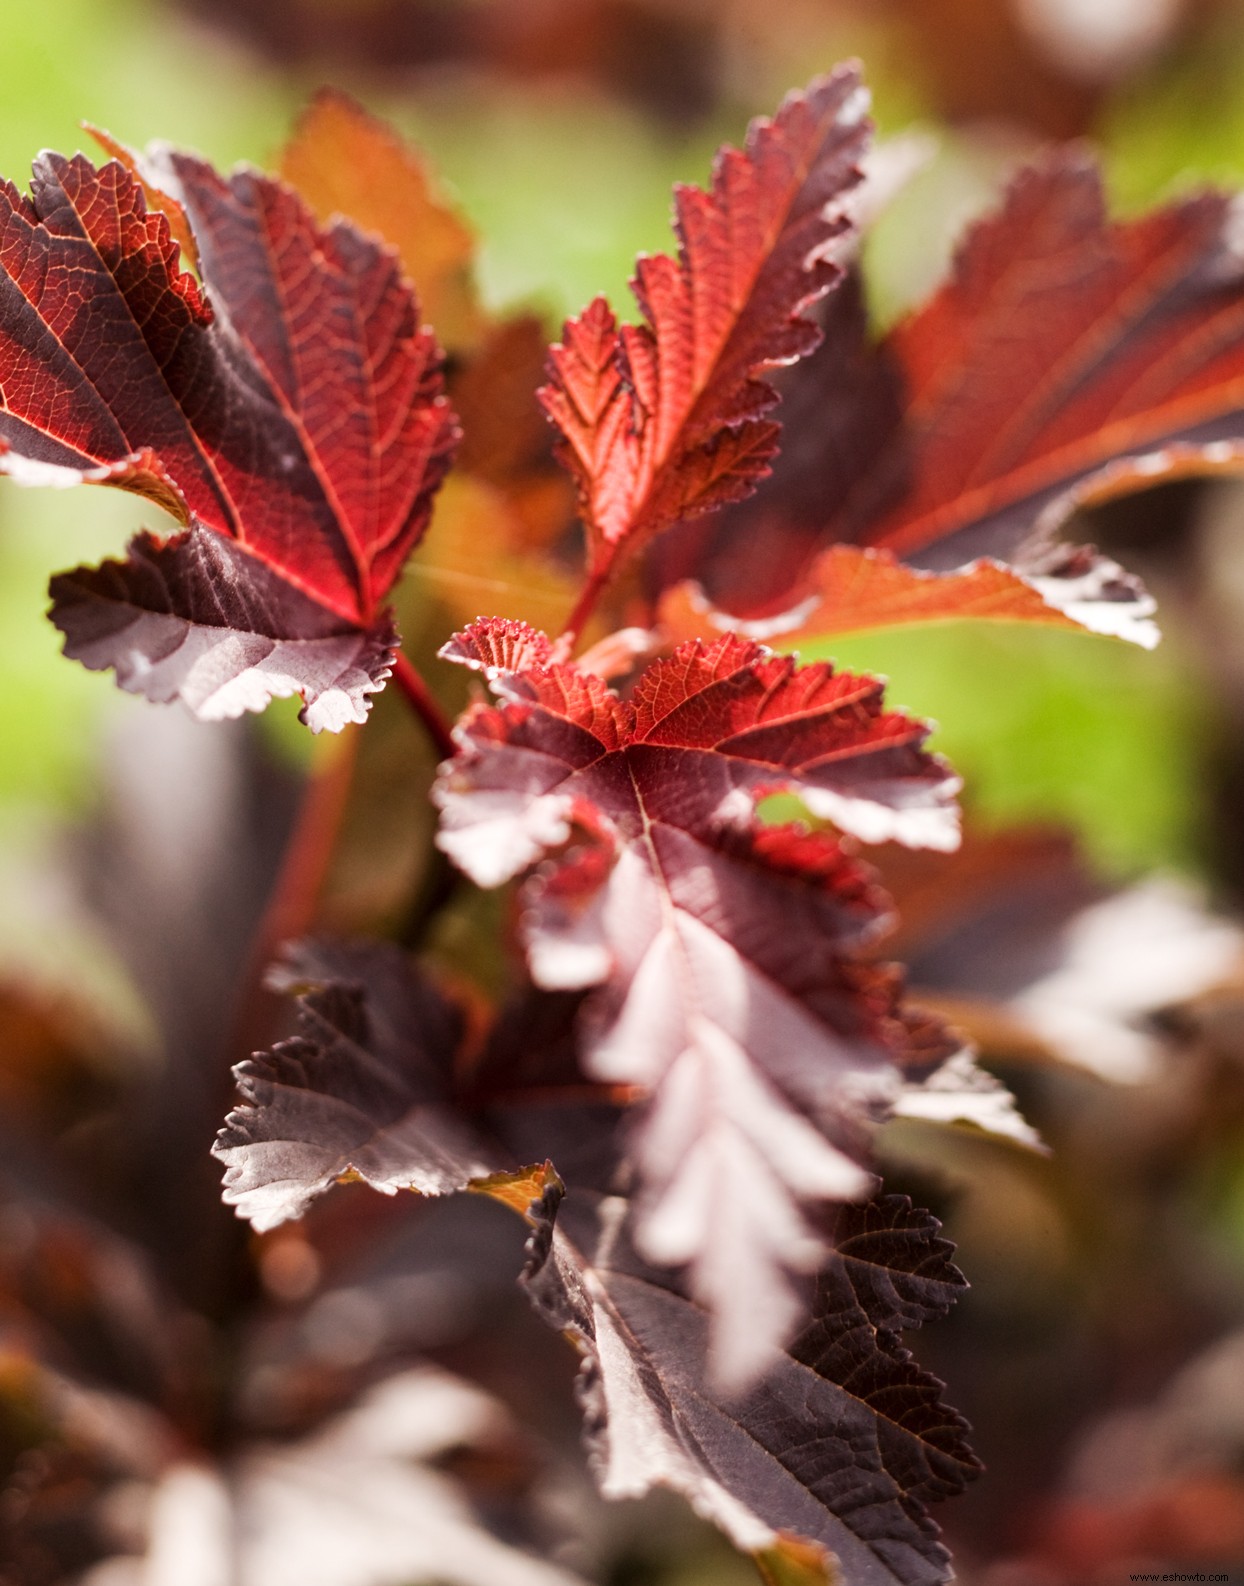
[147,144,459,624]
[522,1184,979,1586]
[213,942,497,1233]
[655,152,1244,646]
[49,526,397,732]
[435,619,960,1382]
[280,87,485,353]
[539,67,870,584]
[0,138,460,725]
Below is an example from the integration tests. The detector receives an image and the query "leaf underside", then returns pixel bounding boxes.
[49,527,398,731]
[213,941,496,1232]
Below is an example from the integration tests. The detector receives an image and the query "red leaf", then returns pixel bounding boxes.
[871,154,1244,567]
[49,526,397,733]
[435,619,959,1381]
[539,67,870,583]
[150,147,459,622]
[654,153,1244,644]
[0,145,457,627]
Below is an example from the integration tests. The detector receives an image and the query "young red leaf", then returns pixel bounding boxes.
[522,1184,979,1586]
[214,943,497,1232]
[435,620,960,1381]
[653,151,1244,646]
[0,142,458,724]
[539,66,870,589]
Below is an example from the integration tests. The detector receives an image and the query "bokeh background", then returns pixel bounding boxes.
[6,2,1244,1583]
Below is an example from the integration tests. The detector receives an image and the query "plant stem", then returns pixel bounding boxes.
[225,727,362,1072]
[256,728,361,960]
[557,567,609,656]
[392,648,457,760]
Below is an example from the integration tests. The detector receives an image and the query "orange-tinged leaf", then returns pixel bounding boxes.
[469,1160,563,1218]
[281,88,484,351]
[454,313,578,551]
[657,545,1157,646]
[411,475,582,637]
[85,123,200,271]
[755,1534,841,1586]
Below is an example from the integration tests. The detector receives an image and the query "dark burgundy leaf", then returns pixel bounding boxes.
[214,942,497,1233]
[49,526,397,732]
[829,1194,968,1335]
[539,67,869,584]
[522,1184,979,1586]
[436,619,959,1381]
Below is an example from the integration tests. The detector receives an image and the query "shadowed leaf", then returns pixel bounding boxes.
[522,1185,979,1586]
[49,526,397,732]
[214,942,497,1233]
[658,544,1158,649]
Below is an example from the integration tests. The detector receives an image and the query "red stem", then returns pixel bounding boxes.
[391,648,456,760]
[558,567,609,656]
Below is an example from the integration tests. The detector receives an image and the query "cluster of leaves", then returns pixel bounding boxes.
[8,57,1244,1584]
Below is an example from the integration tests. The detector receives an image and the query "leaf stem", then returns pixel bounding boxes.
[391,648,457,760]
[558,567,609,656]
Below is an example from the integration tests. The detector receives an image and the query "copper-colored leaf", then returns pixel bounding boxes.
[280,87,485,353]
[659,545,1159,648]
